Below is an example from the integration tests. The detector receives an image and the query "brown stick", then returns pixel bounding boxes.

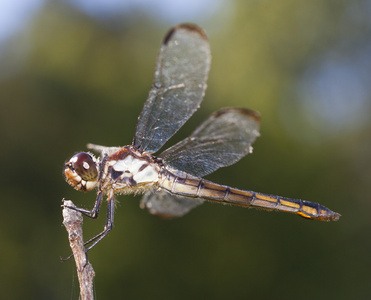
[62,199,95,300]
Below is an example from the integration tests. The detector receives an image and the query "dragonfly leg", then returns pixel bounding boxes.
[84,195,115,252]
[61,194,114,262]
[62,190,103,219]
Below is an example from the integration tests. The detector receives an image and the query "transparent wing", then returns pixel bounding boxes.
[140,189,204,218]
[133,23,211,154]
[86,143,121,156]
[159,108,261,177]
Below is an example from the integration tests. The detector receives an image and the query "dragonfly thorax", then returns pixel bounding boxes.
[101,146,161,193]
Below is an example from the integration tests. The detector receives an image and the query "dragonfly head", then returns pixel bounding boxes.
[64,152,99,192]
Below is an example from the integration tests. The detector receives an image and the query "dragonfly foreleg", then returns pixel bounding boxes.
[61,192,114,262]
[84,195,115,252]
[62,190,103,219]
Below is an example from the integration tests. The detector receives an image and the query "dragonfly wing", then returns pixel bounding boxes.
[159,108,261,177]
[140,189,204,218]
[86,143,122,156]
[133,23,211,154]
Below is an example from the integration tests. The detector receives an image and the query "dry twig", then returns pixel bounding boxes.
[62,199,95,300]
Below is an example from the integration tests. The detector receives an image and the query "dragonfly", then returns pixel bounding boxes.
[64,23,340,252]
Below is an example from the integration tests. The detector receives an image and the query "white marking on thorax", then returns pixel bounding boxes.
[111,155,159,184]
[113,155,144,174]
[133,165,158,183]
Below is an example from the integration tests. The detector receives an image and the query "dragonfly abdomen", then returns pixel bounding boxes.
[160,170,340,221]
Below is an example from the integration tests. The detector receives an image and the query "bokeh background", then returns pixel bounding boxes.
[1,0,370,299]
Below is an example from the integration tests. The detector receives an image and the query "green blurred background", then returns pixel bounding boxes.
[0,0,370,299]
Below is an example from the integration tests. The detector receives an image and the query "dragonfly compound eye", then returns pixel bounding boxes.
[64,152,98,191]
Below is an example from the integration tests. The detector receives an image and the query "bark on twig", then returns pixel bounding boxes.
[62,199,95,300]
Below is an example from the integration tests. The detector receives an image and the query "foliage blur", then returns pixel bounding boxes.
[0,0,370,299]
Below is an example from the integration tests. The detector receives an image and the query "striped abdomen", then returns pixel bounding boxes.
[159,170,340,221]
